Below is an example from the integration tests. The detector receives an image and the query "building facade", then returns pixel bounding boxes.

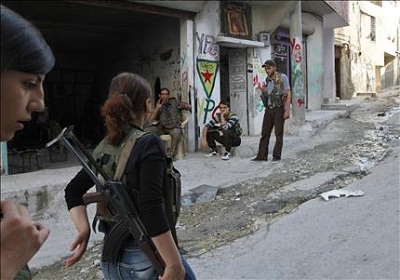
[1,0,349,173]
[334,0,400,98]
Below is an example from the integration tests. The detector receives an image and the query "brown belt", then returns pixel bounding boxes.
[162,125,176,129]
[267,105,282,109]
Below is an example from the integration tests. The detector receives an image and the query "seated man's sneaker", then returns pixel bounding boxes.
[205,151,218,157]
[221,152,231,160]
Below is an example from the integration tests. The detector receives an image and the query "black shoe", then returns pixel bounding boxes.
[271,158,281,163]
[251,156,267,162]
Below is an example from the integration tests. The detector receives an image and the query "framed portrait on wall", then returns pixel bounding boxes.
[222,2,252,39]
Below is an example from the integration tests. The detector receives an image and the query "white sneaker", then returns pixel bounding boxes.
[205,151,218,157]
[221,152,231,160]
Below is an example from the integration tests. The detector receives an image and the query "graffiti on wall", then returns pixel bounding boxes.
[196,33,219,58]
[290,37,304,107]
[180,50,190,102]
[251,58,268,113]
[195,33,220,124]
[197,59,219,123]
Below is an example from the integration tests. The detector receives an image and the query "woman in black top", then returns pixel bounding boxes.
[64,72,195,280]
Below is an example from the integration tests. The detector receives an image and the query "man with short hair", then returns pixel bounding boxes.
[150,88,191,160]
[253,59,291,163]
[201,101,242,160]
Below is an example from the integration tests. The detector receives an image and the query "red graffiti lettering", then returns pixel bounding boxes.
[293,52,302,63]
[290,38,296,49]
[297,98,304,107]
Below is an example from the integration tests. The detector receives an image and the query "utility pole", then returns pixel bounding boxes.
[289,1,305,125]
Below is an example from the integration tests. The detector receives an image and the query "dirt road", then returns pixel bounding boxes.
[32,88,400,279]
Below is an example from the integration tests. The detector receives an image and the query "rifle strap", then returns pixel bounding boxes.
[114,131,148,180]
[114,134,136,180]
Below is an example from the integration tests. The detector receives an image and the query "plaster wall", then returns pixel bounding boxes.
[250,4,278,135]
[323,29,335,100]
[303,13,324,110]
[129,17,181,99]
[335,1,399,93]
[193,0,221,129]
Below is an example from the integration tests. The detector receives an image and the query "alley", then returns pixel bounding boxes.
[27,87,399,279]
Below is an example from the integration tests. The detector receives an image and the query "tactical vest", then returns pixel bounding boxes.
[268,72,283,107]
[261,72,284,108]
[159,98,181,128]
[91,129,181,243]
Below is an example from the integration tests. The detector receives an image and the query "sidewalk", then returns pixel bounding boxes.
[1,99,361,209]
[0,99,360,268]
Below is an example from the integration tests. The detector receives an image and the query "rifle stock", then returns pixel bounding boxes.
[82,192,104,205]
[105,181,165,275]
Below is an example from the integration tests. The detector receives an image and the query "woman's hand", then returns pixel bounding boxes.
[64,230,90,267]
[64,206,90,267]
[159,263,185,280]
[1,201,50,280]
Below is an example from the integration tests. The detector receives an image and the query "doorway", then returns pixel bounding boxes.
[220,47,249,135]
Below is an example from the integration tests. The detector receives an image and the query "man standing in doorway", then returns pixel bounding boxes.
[253,59,291,163]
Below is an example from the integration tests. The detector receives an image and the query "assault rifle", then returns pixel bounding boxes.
[46,126,165,275]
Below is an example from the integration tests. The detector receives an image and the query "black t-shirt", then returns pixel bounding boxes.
[64,131,169,237]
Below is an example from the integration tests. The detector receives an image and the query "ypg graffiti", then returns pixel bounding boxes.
[290,37,304,107]
[195,33,220,124]
[196,33,219,58]
[197,59,219,123]
[252,61,269,113]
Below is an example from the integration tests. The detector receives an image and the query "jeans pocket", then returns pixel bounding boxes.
[118,246,157,280]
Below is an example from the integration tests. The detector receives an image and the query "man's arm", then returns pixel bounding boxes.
[221,114,239,131]
[283,89,291,120]
[281,74,291,120]
[150,99,162,121]
[177,101,191,112]
[201,125,209,151]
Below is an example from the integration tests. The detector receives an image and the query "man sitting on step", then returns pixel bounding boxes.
[201,101,242,160]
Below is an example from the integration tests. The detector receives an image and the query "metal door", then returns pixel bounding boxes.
[228,48,248,135]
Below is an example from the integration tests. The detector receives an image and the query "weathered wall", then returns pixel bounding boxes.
[335,1,399,94]
[128,17,180,99]
[303,13,324,109]
[194,1,221,127]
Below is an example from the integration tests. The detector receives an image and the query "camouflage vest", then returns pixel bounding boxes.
[262,72,284,108]
[91,129,140,222]
[91,129,182,243]
[159,98,181,128]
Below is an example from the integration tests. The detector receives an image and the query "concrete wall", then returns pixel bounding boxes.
[249,5,274,135]
[129,17,181,99]
[193,1,221,128]
[303,13,324,110]
[335,1,400,94]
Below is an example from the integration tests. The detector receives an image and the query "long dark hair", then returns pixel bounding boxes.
[101,72,151,145]
[1,5,55,74]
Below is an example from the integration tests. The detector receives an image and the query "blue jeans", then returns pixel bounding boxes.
[101,242,196,280]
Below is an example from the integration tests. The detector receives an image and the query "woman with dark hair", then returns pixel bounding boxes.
[1,5,55,279]
[64,72,195,280]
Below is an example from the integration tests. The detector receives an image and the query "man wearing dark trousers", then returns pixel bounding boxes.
[253,59,291,163]
[201,101,241,160]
